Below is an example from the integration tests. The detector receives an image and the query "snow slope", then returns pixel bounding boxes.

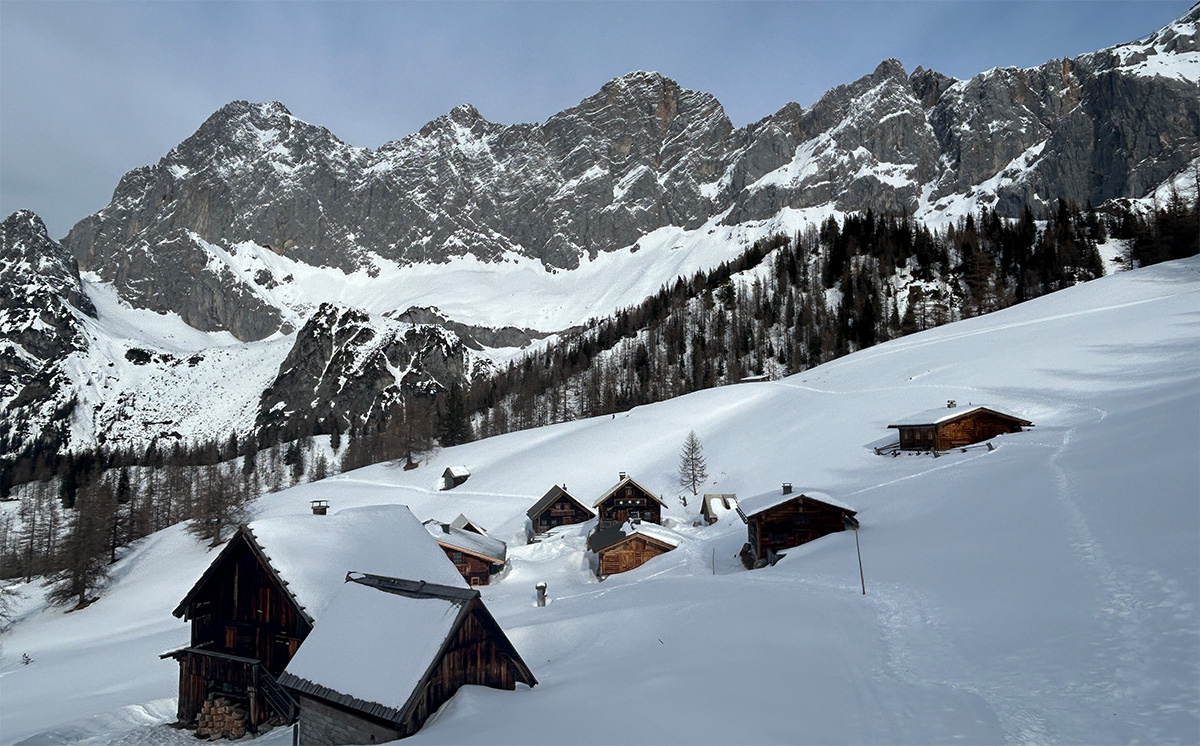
[2,258,1197,745]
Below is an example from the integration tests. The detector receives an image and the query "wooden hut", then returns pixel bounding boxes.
[700,494,738,525]
[440,466,471,490]
[737,486,858,569]
[587,522,680,578]
[425,521,507,586]
[526,485,594,536]
[593,473,668,526]
[161,505,465,736]
[278,572,536,745]
[888,403,1032,451]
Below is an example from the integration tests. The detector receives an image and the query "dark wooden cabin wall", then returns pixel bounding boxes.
[751,498,849,560]
[599,537,672,575]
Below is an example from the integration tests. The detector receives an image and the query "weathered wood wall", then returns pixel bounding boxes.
[750,497,850,561]
[597,484,662,525]
[598,536,673,576]
[533,497,592,531]
[440,546,498,586]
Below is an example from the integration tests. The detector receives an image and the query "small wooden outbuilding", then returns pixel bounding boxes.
[587,522,680,578]
[425,520,507,586]
[527,485,594,536]
[593,473,668,526]
[700,494,738,525]
[738,486,858,569]
[277,572,537,745]
[888,404,1032,451]
[441,466,471,490]
[449,513,487,535]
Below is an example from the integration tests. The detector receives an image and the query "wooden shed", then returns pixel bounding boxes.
[700,494,738,525]
[888,404,1032,451]
[526,485,594,536]
[277,573,537,745]
[440,466,471,490]
[161,506,466,737]
[737,486,858,569]
[593,473,668,526]
[425,521,507,586]
[588,522,680,578]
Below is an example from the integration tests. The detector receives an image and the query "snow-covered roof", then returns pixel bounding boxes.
[443,466,471,478]
[176,505,465,626]
[888,405,1031,428]
[277,573,536,725]
[279,579,467,724]
[526,484,593,519]
[736,489,857,519]
[589,520,681,553]
[449,513,487,534]
[592,475,669,508]
[426,521,507,564]
[701,494,738,515]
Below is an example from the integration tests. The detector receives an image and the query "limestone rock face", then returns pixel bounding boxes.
[256,303,493,438]
[0,210,95,454]
[42,9,1200,347]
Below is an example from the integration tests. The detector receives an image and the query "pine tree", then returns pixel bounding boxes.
[678,430,709,496]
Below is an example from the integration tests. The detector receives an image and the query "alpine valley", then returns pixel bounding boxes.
[2,8,1198,477]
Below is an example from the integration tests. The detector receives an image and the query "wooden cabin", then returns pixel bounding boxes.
[587,522,679,578]
[738,486,858,569]
[278,573,537,746]
[700,494,738,525]
[526,485,594,536]
[441,466,471,490]
[888,404,1032,451]
[425,521,507,586]
[593,473,668,526]
[162,506,466,737]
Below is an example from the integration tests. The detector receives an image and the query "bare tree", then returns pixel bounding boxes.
[678,430,709,496]
[46,481,112,609]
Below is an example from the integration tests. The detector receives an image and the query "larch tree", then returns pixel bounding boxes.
[678,429,709,496]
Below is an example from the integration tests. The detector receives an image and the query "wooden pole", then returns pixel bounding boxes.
[854,527,865,595]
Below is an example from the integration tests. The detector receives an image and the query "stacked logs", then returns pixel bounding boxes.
[195,695,248,740]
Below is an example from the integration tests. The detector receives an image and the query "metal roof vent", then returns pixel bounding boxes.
[310,500,329,516]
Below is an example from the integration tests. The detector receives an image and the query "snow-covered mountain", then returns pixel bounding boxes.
[2,256,1196,745]
[2,8,1197,462]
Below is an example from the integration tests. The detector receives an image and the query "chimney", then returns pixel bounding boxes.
[782,483,793,495]
[310,500,329,516]
[442,523,451,534]
[947,399,957,408]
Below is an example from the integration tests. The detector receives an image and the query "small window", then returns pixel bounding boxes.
[453,551,463,563]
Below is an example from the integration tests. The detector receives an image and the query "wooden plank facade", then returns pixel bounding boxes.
[165,528,306,730]
[742,493,857,568]
[890,406,1032,451]
[596,533,676,577]
[439,546,501,586]
[527,485,594,535]
[594,476,667,526]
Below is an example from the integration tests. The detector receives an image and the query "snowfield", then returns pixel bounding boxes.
[2,258,1197,745]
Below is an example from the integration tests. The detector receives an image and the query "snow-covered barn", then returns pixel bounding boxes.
[737,486,858,568]
[440,466,471,490]
[888,403,1032,451]
[587,521,680,578]
[526,484,594,537]
[593,473,668,526]
[277,573,536,745]
[700,493,738,525]
[424,520,507,586]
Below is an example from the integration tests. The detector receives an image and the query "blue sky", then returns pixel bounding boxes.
[0,1,1190,238]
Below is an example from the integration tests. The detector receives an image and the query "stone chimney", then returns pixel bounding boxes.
[310,500,329,515]
[782,483,793,495]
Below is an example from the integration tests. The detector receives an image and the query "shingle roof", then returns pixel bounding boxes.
[426,521,507,564]
[526,485,593,520]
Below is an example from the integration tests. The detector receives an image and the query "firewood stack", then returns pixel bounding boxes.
[195,695,248,740]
